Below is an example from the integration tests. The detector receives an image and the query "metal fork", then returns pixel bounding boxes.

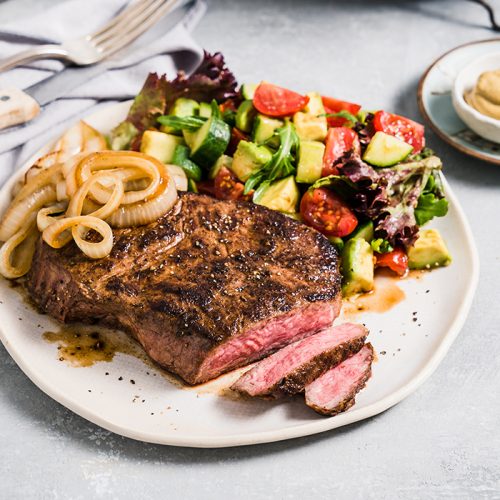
[0,0,180,73]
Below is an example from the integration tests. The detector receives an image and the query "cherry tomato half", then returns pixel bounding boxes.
[322,127,361,177]
[300,187,358,237]
[322,96,362,127]
[375,247,409,276]
[373,111,425,153]
[214,167,246,201]
[253,82,309,117]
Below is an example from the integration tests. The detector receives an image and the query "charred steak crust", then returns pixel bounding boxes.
[306,343,374,417]
[274,335,366,396]
[27,193,341,384]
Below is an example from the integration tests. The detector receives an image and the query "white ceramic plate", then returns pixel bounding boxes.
[0,102,479,448]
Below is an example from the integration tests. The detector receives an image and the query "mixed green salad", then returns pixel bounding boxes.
[110,52,451,296]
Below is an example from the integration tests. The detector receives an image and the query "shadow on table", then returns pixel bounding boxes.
[0,343,388,462]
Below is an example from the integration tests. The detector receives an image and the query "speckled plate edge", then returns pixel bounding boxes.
[0,102,480,448]
[418,37,500,165]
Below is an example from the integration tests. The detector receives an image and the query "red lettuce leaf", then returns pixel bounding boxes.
[320,152,446,248]
[111,51,238,150]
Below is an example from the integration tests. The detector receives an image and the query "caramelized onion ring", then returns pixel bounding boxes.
[107,164,177,228]
[42,215,113,259]
[0,184,57,241]
[0,215,38,279]
[73,151,162,205]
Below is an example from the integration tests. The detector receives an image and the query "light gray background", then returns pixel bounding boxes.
[0,1,499,498]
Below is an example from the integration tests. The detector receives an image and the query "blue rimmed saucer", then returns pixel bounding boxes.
[418,38,500,165]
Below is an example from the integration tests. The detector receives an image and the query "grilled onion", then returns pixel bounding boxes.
[0,144,179,279]
[42,215,113,259]
[0,215,38,279]
[0,184,57,241]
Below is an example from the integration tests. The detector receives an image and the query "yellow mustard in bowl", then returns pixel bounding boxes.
[464,69,500,120]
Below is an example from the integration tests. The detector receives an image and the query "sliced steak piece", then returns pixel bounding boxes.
[27,192,341,384]
[305,343,374,416]
[231,323,367,398]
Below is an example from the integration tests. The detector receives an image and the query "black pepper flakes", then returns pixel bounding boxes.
[130,379,135,385]
[118,376,123,381]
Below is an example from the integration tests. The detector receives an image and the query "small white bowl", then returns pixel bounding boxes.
[452,52,500,144]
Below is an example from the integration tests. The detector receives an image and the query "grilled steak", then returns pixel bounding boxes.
[231,323,367,398]
[27,193,341,384]
[305,343,374,416]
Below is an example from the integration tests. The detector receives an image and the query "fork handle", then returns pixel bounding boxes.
[0,88,40,130]
[0,45,69,73]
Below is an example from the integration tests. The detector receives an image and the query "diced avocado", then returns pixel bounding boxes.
[209,154,233,179]
[235,100,257,133]
[348,220,374,242]
[161,98,200,134]
[252,114,283,145]
[231,140,272,181]
[363,131,413,167]
[198,102,212,118]
[341,238,375,296]
[110,121,138,150]
[140,130,185,163]
[296,140,325,183]
[408,229,451,270]
[293,92,328,142]
[254,176,300,213]
[241,83,258,100]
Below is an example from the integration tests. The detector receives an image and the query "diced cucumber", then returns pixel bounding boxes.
[189,114,231,168]
[140,130,185,164]
[170,97,199,117]
[232,140,272,181]
[241,83,258,100]
[209,154,233,179]
[161,98,200,135]
[348,220,374,242]
[172,144,203,181]
[172,144,191,164]
[293,92,328,142]
[198,102,212,119]
[296,140,325,183]
[252,114,283,145]
[363,131,413,167]
[408,229,451,270]
[182,130,196,149]
[235,100,256,133]
[341,238,375,296]
[253,176,300,213]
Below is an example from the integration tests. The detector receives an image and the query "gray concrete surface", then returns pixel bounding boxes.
[1,0,499,498]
